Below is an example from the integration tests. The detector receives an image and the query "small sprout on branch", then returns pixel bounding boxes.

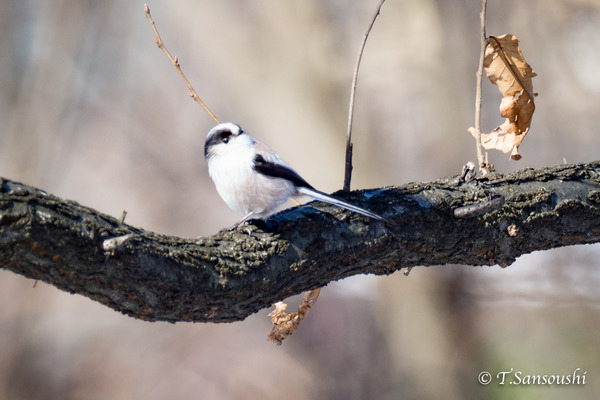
[458,161,477,183]
[118,210,127,224]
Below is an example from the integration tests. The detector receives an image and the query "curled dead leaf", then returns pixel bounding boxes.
[472,33,537,160]
[267,288,321,345]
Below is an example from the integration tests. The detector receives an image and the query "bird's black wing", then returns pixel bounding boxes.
[253,154,314,190]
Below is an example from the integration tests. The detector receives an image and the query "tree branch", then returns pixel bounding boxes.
[344,0,386,191]
[2,161,600,323]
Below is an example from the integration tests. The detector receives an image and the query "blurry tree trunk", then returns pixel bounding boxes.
[1,161,600,323]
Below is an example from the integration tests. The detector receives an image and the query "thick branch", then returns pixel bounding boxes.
[2,161,600,323]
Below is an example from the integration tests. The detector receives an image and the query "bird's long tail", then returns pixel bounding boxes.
[297,187,391,223]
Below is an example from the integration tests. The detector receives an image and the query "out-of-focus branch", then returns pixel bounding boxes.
[344,0,386,191]
[2,161,600,323]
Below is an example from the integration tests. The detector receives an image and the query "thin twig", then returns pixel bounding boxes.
[473,0,489,172]
[344,0,386,191]
[144,4,220,124]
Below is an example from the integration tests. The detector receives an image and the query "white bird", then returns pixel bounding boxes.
[204,122,390,228]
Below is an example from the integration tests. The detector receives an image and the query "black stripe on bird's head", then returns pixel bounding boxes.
[204,123,244,159]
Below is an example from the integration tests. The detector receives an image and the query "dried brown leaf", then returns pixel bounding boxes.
[474,34,537,160]
[267,288,321,345]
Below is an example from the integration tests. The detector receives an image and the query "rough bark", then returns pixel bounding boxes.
[1,161,600,323]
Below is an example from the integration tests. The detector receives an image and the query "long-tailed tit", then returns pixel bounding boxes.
[204,122,389,228]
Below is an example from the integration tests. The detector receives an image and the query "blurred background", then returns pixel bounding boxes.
[1,0,600,398]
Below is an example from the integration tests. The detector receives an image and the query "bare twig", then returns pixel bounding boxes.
[473,0,489,172]
[344,0,387,191]
[144,4,220,124]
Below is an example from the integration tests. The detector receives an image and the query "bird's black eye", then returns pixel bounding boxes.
[220,131,232,144]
